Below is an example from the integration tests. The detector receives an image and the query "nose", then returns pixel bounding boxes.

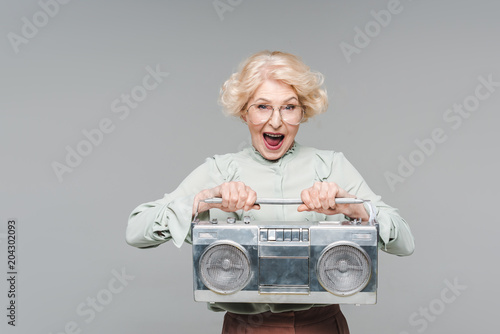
[268,108,283,128]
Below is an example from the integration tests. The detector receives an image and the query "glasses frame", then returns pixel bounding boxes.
[245,104,305,126]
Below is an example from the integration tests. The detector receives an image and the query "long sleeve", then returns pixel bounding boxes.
[125,158,225,248]
[326,151,415,256]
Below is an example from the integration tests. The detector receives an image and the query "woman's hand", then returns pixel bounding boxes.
[298,181,369,220]
[193,181,260,216]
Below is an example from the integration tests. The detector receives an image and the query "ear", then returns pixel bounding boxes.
[240,111,247,123]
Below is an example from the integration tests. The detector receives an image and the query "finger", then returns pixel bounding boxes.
[224,182,239,211]
[244,187,257,211]
[236,182,249,210]
[297,204,309,212]
[194,187,220,214]
[228,182,241,211]
[311,183,322,209]
[220,182,231,209]
[319,182,330,210]
[300,189,313,211]
[327,183,339,210]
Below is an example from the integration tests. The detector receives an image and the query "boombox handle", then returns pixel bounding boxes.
[196,198,378,226]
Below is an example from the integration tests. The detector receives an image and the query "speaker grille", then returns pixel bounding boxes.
[317,242,371,296]
[199,241,251,294]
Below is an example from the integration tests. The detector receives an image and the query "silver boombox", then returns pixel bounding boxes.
[192,198,379,305]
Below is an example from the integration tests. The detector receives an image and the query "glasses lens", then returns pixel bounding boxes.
[248,104,273,124]
[281,105,304,125]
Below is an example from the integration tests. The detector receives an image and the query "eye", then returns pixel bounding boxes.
[283,104,296,111]
[257,104,272,110]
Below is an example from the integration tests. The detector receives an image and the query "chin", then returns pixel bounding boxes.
[260,142,292,161]
[262,152,282,161]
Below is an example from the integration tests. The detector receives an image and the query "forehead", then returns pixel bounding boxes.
[251,80,298,102]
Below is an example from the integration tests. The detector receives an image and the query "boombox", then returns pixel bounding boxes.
[192,198,379,305]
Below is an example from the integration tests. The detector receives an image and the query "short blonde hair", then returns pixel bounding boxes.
[219,51,328,121]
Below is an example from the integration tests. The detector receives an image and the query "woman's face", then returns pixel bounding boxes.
[242,79,300,161]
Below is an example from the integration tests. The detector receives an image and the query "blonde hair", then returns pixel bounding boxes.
[219,51,328,121]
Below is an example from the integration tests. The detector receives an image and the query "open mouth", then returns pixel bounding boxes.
[263,133,284,150]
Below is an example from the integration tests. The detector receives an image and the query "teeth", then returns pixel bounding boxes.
[265,134,283,138]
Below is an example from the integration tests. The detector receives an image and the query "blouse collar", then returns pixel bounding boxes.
[247,142,298,165]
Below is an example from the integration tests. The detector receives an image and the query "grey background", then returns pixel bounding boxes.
[1,0,499,333]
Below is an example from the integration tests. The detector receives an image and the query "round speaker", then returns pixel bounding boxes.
[317,241,371,296]
[199,241,251,295]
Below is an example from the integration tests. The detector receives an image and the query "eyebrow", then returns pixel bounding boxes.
[253,96,299,104]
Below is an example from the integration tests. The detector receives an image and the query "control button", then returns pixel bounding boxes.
[302,229,309,242]
[227,217,236,224]
[268,229,276,241]
[276,229,284,241]
[211,218,218,224]
[260,229,268,241]
[292,228,300,241]
[243,216,251,224]
[284,229,292,241]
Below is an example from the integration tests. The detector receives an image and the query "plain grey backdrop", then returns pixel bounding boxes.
[1,0,499,333]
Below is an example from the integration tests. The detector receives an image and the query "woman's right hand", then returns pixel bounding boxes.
[192,181,260,216]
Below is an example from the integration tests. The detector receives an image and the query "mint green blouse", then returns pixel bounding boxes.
[126,143,415,314]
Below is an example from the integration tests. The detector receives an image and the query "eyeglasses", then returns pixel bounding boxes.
[246,104,305,125]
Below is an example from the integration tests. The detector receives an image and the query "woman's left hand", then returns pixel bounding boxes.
[298,181,369,220]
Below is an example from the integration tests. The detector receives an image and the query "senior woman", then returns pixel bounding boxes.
[126,50,415,333]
